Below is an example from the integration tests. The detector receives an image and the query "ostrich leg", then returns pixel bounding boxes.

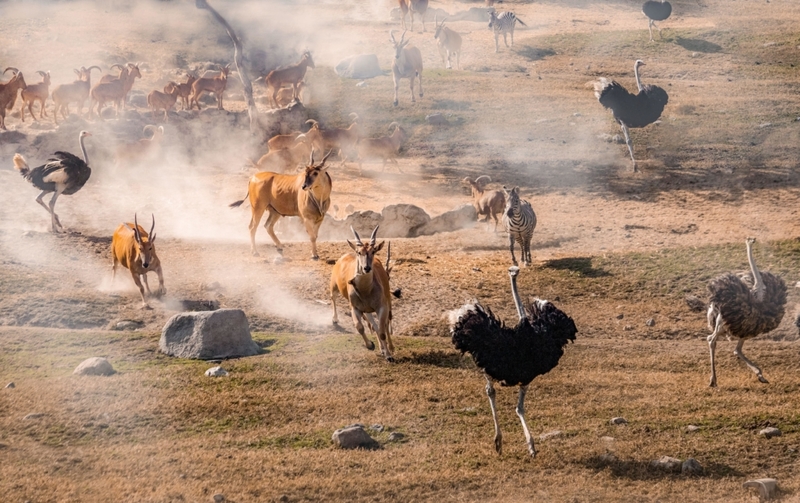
[620,123,638,172]
[707,312,723,387]
[648,19,655,42]
[48,190,64,233]
[516,385,536,457]
[734,339,769,384]
[485,375,503,455]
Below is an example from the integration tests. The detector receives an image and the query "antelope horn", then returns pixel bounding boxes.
[110,64,125,72]
[86,66,102,73]
[36,70,47,78]
[309,147,315,165]
[351,226,363,245]
[142,124,157,136]
[3,67,19,75]
[133,214,142,243]
[149,214,155,241]
[370,225,379,246]
[390,29,397,44]
[388,121,399,131]
[399,30,407,45]
[320,149,334,164]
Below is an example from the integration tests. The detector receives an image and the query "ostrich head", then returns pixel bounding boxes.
[347,225,384,275]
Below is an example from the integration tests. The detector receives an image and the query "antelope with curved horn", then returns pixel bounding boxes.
[390,30,423,107]
[330,225,396,361]
[434,16,462,70]
[52,65,101,124]
[0,67,27,130]
[111,214,165,309]
[20,71,50,121]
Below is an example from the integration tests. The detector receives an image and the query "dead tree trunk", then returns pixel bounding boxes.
[195,0,259,132]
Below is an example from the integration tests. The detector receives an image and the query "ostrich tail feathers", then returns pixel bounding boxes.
[13,153,29,176]
[527,298,578,346]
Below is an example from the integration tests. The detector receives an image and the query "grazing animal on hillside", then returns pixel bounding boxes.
[642,0,672,41]
[190,64,230,110]
[20,71,50,121]
[147,82,181,121]
[502,186,536,267]
[488,11,526,53]
[450,266,577,457]
[330,226,396,362]
[592,59,668,172]
[356,122,408,172]
[706,238,787,387]
[390,30,424,107]
[265,51,314,109]
[172,74,197,110]
[463,175,505,231]
[229,150,333,259]
[434,16,463,70]
[111,214,165,309]
[51,66,101,124]
[0,67,27,130]
[298,115,360,164]
[13,130,92,233]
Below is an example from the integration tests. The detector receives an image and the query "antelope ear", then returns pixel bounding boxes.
[374,241,385,252]
[347,239,357,251]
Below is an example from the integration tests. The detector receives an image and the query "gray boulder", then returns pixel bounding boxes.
[73,357,116,376]
[332,425,380,450]
[682,458,703,475]
[650,456,682,472]
[449,7,495,22]
[417,205,477,236]
[160,309,260,360]
[335,54,382,79]
[380,204,431,238]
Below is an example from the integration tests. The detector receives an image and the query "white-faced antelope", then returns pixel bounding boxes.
[390,30,423,107]
[433,17,462,70]
[330,225,396,362]
[111,214,165,309]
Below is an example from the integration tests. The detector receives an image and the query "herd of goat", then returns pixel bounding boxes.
[5,0,793,459]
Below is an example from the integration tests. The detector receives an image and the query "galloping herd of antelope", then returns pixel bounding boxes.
[2,0,797,465]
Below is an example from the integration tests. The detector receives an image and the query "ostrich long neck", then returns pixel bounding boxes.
[634,62,644,93]
[508,268,526,321]
[746,241,765,302]
[79,134,89,165]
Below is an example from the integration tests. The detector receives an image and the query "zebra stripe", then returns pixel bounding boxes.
[502,187,536,266]
[488,11,526,52]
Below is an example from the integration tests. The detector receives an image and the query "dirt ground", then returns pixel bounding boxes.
[1,0,800,501]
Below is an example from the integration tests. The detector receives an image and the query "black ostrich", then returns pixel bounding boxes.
[706,237,787,387]
[450,266,577,457]
[642,0,672,42]
[13,130,92,233]
[593,59,668,172]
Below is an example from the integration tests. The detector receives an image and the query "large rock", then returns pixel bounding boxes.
[160,309,260,360]
[332,425,380,450]
[335,54,382,79]
[380,204,431,238]
[73,357,116,376]
[417,205,477,236]
[449,7,495,22]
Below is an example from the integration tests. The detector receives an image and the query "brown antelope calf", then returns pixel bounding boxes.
[111,214,165,309]
[20,71,50,121]
[267,131,303,152]
[330,226,395,361]
[230,150,333,259]
[390,30,423,106]
[464,175,505,231]
[265,51,314,109]
[190,64,230,110]
[172,74,196,110]
[147,82,180,121]
[433,17,462,70]
[52,66,101,124]
[297,115,359,163]
[356,122,408,171]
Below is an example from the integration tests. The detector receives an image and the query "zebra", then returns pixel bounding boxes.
[488,11,527,53]
[502,186,536,267]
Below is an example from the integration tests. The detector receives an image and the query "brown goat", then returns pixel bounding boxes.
[90,63,141,119]
[115,125,164,166]
[356,122,408,171]
[172,74,196,110]
[190,64,230,110]
[250,140,311,173]
[265,52,314,109]
[0,68,27,129]
[274,81,307,108]
[111,214,165,309]
[464,175,506,231]
[51,66,100,124]
[20,71,50,121]
[229,150,333,259]
[330,226,395,361]
[147,82,180,121]
[297,114,360,163]
[390,30,424,106]
[267,131,303,152]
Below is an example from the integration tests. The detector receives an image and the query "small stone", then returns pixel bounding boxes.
[369,424,384,433]
[332,425,379,449]
[213,494,225,503]
[73,357,115,376]
[743,479,778,501]
[23,413,45,420]
[599,452,616,462]
[759,122,772,128]
[539,430,562,440]
[600,436,615,443]
[5,382,15,389]
[279,495,290,503]
[615,313,624,320]
[686,425,700,433]
[205,366,228,377]
[356,81,367,87]
[115,320,141,331]
[682,458,703,475]
[387,432,405,442]
[623,325,634,331]
[760,427,781,439]
[650,456,682,472]
[610,417,627,425]
[645,318,655,327]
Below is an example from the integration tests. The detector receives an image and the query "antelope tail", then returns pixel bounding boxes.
[229,192,248,208]
[13,154,30,177]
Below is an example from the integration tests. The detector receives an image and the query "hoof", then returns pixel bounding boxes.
[709,381,717,388]
[758,375,769,384]
[393,101,398,107]
[386,356,395,363]
[332,320,338,325]
[140,304,153,310]
[366,340,375,351]
[494,437,502,455]
[251,250,259,257]
[311,255,319,261]
[419,93,423,98]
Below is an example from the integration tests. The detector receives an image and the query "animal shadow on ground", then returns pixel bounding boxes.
[674,37,723,53]
[542,257,611,278]
[396,350,469,369]
[581,455,743,480]
[431,99,471,111]
[515,45,556,62]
